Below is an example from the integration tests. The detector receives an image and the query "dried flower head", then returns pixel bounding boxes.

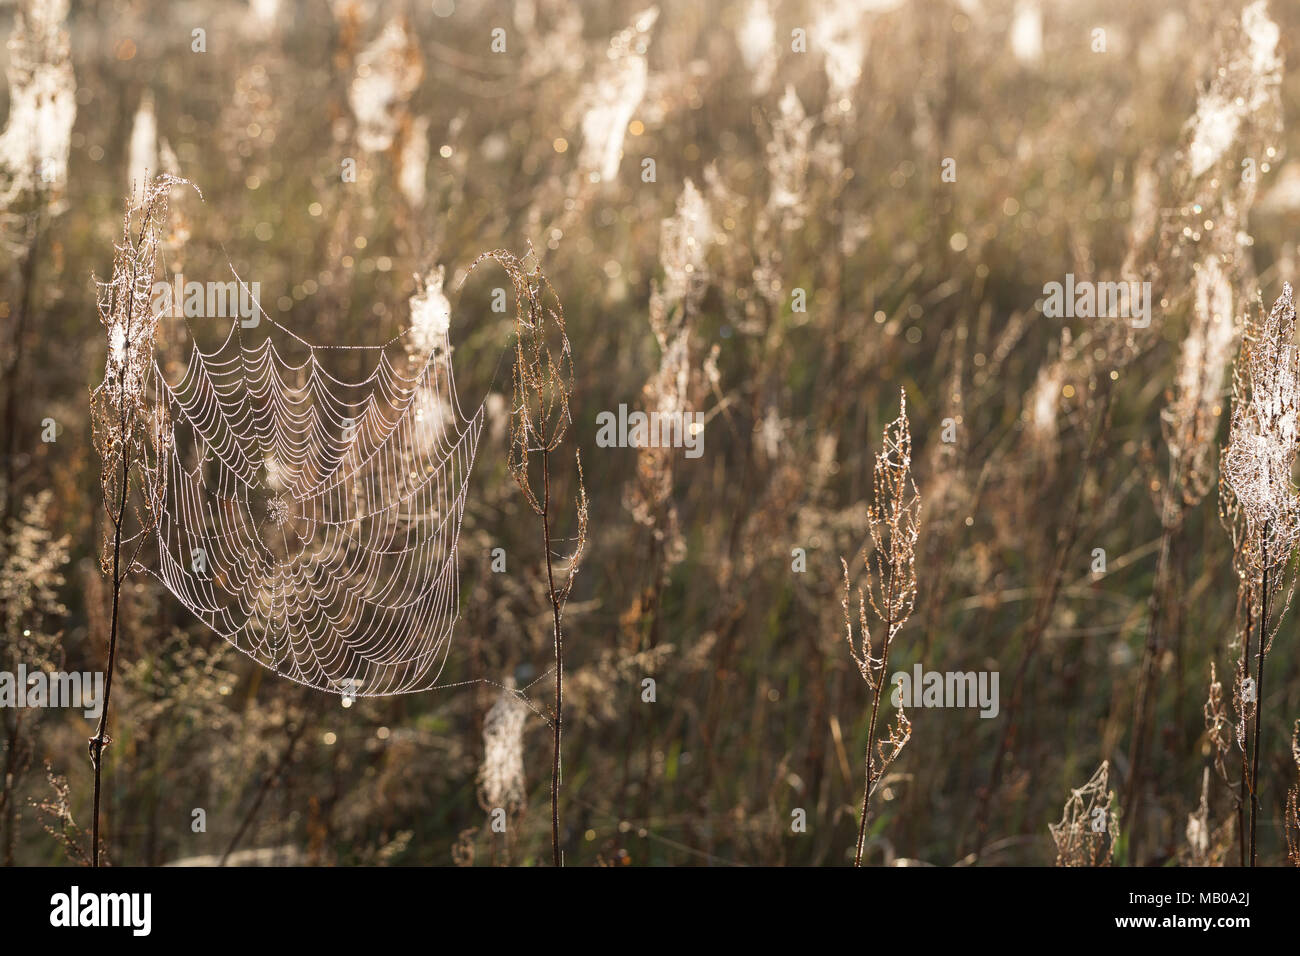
[811,1,868,108]
[842,392,921,692]
[467,246,587,594]
[465,244,587,867]
[628,180,716,556]
[1027,354,1068,447]
[735,0,777,96]
[398,115,429,209]
[866,389,922,633]
[652,178,712,328]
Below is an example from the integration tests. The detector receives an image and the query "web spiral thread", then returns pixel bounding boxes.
[138,286,484,697]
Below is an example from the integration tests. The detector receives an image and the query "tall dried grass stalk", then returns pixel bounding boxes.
[1221,282,1300,866]
[87,176,184,866]
[842,389,920,867]
[466,245,588,867]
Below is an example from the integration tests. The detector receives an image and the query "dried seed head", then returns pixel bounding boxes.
[765,85,813,227]
[866,389,921,633]
[840,389,921,815]
[467,245,574,512]
[465,244,587,609]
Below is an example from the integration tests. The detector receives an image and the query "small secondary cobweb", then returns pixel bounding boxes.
[139,270,485,697]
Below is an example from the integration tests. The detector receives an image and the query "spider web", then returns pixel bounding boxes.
[140,277,484,698]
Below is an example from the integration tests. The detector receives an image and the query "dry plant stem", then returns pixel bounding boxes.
[1239,600,1252,868]
[90,387,129,868]
[89,247,142,867]
[88,184,181,868]
[853,622,893,867]
[542,447,564,868]
[466,247,584,868]
[1250,527,1269,867]
[1287,721,1300,865]
[854,551,900,867]
[1,709,24,866]
[846,392,918,867]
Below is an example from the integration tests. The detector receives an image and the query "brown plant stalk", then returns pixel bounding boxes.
[1221,282,1300,866]
[87,177,182,866]
[466,245,587,867]
[842,388,920,867]
[1285,720,1300,866]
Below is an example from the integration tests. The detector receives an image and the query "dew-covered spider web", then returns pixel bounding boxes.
[140,272,484,697]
